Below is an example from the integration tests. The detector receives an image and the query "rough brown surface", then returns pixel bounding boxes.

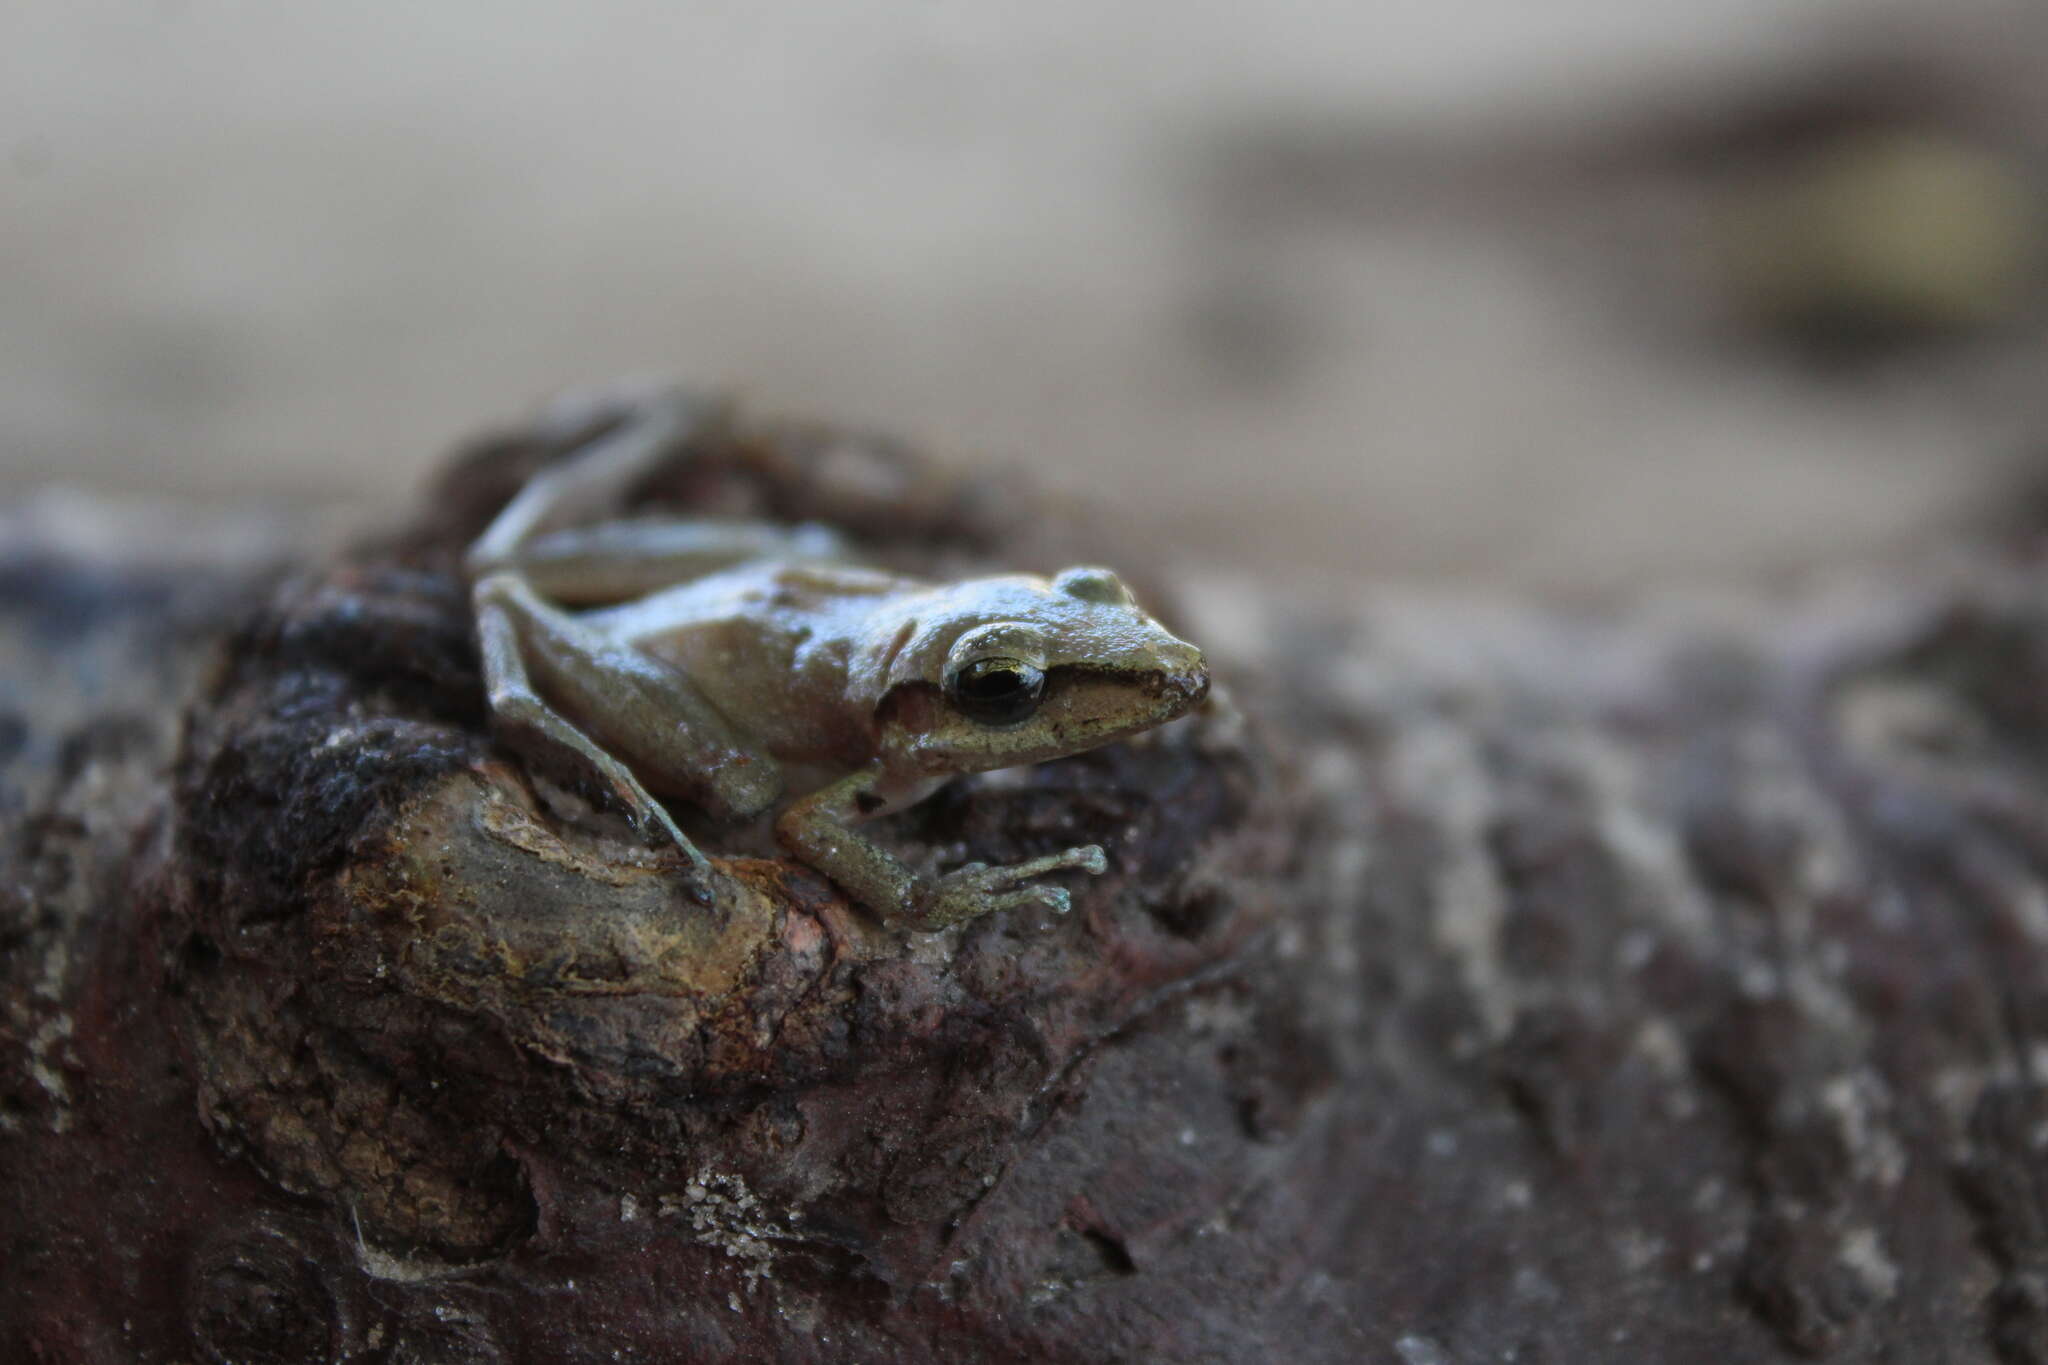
[8,400,2048,1361]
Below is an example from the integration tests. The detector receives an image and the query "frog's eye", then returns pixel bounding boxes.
[945,657,1046,727]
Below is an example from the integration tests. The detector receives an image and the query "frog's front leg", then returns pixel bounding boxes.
[775,768,1108,930]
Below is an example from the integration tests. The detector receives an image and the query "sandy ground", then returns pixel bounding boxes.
[3,0,2043,593]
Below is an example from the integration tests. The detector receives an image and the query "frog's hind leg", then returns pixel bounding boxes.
[480,519,846,607]
[475,578,714,896]
[467,387,710,574]
[475,573,782,840]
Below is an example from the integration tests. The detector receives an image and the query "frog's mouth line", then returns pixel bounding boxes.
[1031,662,1211,737]
[1050,662,1209,702]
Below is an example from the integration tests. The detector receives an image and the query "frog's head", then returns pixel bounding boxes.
[875,566,1209,777]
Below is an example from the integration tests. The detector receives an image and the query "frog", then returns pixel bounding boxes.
[464,389,1210,931]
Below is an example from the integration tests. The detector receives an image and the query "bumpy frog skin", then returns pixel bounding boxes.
[464,391,1209,930]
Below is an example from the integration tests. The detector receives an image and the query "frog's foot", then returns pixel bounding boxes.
[909,845,1108,930]
[604,779,720,894]
[503,707,720,905]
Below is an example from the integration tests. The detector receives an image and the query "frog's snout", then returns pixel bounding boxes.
[1156,656,1210,712]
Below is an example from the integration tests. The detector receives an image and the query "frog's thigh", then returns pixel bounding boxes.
[475,573,782,822]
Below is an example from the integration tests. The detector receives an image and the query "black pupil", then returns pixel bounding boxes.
[950,659,1045,725]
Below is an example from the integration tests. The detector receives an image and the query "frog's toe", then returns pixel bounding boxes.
[978,885,1073,917]
[1032,887,1073,915]
[986,846,1108,886]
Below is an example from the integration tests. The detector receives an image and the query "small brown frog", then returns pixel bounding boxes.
[466,391,1208,929]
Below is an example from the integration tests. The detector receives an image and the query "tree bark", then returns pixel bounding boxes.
[6,399,2048,1362]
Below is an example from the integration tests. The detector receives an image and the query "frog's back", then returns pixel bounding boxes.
[586,560,924,648]
[585,559,929,763]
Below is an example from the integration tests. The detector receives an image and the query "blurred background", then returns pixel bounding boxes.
[4,0,2046,595]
